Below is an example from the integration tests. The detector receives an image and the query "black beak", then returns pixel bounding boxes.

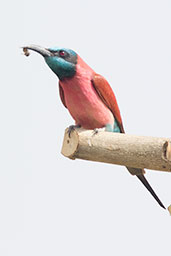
[22,45,52,57]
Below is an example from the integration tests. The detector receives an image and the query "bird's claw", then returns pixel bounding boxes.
[92,129,99,136]
[92,127,106,136]
[67,125,81,138]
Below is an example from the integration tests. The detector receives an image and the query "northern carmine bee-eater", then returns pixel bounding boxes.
[23,45,166,209]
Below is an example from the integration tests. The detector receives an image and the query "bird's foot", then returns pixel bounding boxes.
[67,124,81,138]
[92,127,106,136]
[92,124,114,136]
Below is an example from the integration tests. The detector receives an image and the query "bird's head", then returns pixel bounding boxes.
[23,45,77,80]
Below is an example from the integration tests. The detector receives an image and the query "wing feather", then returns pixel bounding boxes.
[59,82,67,108]
[92,74,125,133]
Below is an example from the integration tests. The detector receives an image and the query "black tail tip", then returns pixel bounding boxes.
[136,175,166,210]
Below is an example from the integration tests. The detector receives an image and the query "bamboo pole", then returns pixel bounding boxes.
[61,128,171,173]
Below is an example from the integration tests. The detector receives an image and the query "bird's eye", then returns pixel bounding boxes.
[59,50,66,57]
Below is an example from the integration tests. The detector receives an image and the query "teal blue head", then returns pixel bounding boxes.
[23,45,77,80]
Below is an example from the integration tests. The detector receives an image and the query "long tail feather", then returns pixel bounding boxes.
[136,174,166,209]
[126,167,165,209]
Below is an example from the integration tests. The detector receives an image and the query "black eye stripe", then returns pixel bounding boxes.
[50,50,68,58]
[49,49,77,65]
[59,50,66,57]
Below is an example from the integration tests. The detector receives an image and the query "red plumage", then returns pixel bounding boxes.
[92,74,125,133]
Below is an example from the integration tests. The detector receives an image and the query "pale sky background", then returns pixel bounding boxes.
[1,0,171,255]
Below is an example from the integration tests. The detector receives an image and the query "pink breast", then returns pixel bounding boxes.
[60,56,114,129]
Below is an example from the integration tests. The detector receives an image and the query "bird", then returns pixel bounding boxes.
[23,45,166,210]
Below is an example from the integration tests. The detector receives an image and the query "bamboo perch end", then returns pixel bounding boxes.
[61,128,80,159]
[168,205,171,215]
